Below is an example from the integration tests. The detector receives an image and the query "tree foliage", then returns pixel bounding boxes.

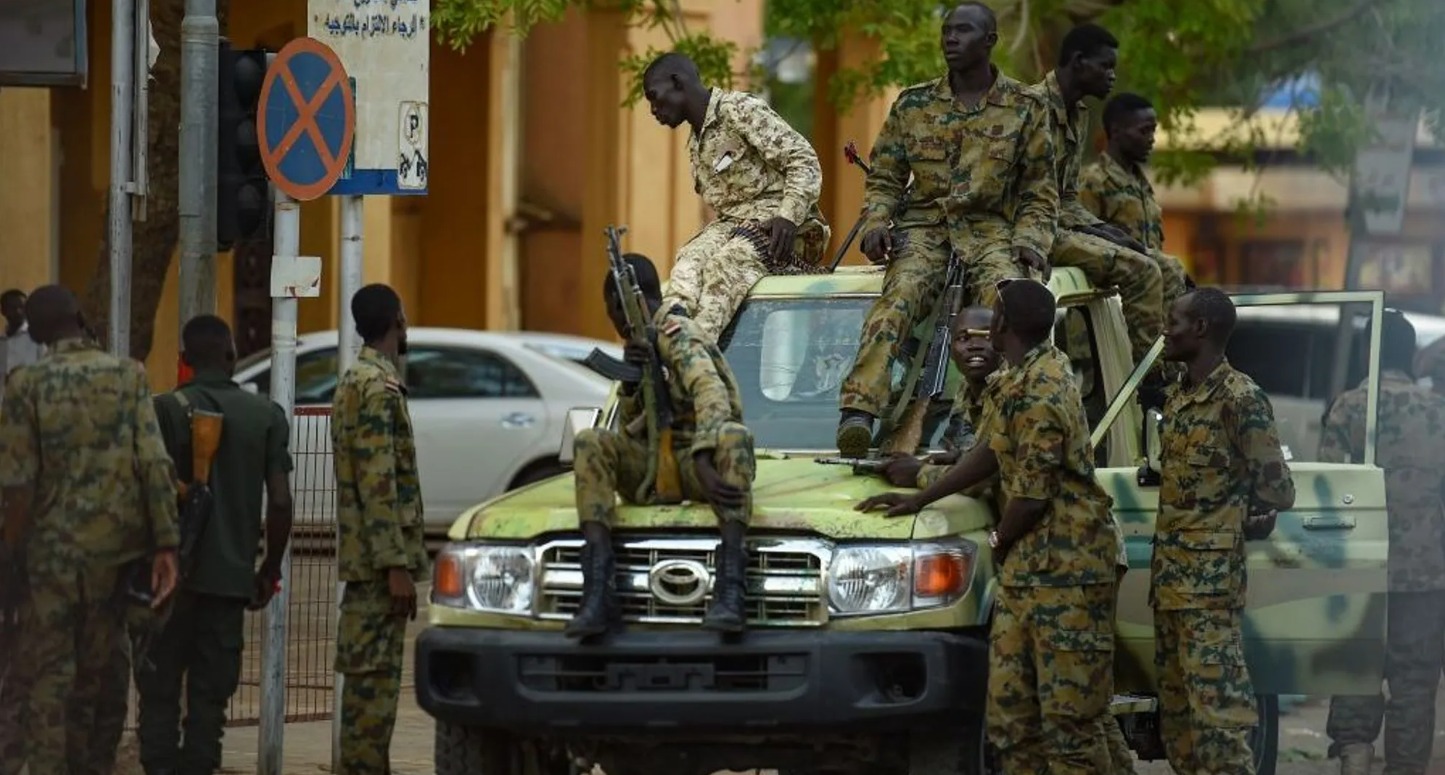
[434,0,1445,189]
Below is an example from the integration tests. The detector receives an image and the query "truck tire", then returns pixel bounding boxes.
[433,721,572,775]
[1252,694,1280,775]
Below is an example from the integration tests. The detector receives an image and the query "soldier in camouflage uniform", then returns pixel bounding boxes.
[1078,92,1191,317]
[1031,25,1165,368]
[331,284,430,775]
[1321,311,1445,775]
[642,52,829,341]
[567,253,756,638]
[0,285,180,775]
[836,2,1058,458]
[859,279,1122,774]
[1153,287,1295,775]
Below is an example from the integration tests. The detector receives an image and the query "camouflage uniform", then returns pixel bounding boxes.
[1320,371,1445,773]
[662,88,828,341]
[917,374,1003,491]
[574,305,754,523]
[331,346,429,775]
[839,70,1058,418]
[1152,360,1295,775]
[1077,152,1189,312]
[986,343,1121,775]
[0,338,180,775]
[1032,72,1162,366]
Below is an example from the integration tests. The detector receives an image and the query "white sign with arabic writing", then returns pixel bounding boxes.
[308,0,428,196]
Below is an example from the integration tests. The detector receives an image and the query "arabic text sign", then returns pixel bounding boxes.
[308,0,429,196]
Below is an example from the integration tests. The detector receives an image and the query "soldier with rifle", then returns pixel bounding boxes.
[136,314,295,775]
[570,239,756,639]
[835,1,1058,459]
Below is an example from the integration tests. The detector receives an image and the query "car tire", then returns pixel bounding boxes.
[433,721,572,775]
[509,458,568,490]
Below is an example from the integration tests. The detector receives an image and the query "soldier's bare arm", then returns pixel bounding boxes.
[1011,102,1060,272]
[1230,385,1297,514]
[859,100,911,262]
[731,94,822,227]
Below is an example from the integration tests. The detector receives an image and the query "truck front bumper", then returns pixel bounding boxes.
[415,628,987,734]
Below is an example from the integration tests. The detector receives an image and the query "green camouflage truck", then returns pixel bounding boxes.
[415,265,1391,775]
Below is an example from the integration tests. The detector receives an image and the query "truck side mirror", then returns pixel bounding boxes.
[559,407,603,467]
[1137,408,1164,487]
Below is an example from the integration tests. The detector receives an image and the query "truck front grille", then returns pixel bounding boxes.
[536,537,829,626]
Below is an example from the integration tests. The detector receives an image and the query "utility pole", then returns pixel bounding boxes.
[108,0,136,358]
[178,0,220,328]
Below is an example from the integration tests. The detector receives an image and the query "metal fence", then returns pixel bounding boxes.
[125,406,340,729]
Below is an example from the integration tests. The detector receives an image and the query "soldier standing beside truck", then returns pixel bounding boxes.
[1153,287,1295,775]
[1321,311,1445,775]
[858,278,1122,774]
[640,52,828,341]
[138,314,295,775]
[568,252,756,638]
[836,1,1059,458]
[331,284,430,775]
[0,285,180,775]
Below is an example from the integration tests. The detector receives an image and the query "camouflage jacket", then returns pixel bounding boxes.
[617,305,745,459]
[1152,360,1295,610]
[690,88,824,227]
[1031,71,1107,233]
[0,337,179,570]
[1319,370,1445,591]
[918,374,1003,490]
[331,346,428,583]
[867,69,1058,258]
[989,343,1118,587]
[1078,152,1165,252]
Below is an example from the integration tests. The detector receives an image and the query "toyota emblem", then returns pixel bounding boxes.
[647,559,711,606]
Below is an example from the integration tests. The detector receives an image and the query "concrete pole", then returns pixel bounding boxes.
[332,192,364,771]
[108,0,136,358]
[178,0,220,327]
[259,188,300,775]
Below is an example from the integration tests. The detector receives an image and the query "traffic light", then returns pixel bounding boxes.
[217,40,271,251]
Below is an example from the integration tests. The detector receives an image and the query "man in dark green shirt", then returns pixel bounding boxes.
[137,314,295,775]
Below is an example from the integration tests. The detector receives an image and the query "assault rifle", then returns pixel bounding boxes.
[828,140,915,271]
[813,456,893,476]
[915,252,965,403]
[582,226,681,504]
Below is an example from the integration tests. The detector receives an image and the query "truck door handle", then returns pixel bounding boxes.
[501,412,535,429]
[1302,515,1356,531]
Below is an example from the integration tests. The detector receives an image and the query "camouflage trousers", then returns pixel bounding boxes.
[1326,589,1445,774]
[335,580,409,775]
[988,582,1116,774]
[135,591,248,774]
[1051,230,1163,365]
[1155,607,1258,775]
[573,423,755,523]
[17,562,127,775]
[0,625,25,775]
[663,217,830,342]
[1103,567,1137,775]
[838,225,952,416]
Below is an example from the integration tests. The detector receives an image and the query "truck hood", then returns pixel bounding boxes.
[452,458,993,541]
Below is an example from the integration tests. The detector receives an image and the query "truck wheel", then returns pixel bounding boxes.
[433,721,571,775]
[1251,694,1280,775]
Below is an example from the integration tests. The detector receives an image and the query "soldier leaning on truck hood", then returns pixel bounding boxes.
[567,253,758,640]
[639,51,829,343]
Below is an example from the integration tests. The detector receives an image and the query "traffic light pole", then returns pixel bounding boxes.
[178,0,219,328]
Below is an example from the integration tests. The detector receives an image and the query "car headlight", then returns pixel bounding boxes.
[826,539,975,616]
[432,544,535,614]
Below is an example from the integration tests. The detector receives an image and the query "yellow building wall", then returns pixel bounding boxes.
[0,88,56,295]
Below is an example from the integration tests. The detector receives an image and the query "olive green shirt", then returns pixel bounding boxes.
[154,369,293,599]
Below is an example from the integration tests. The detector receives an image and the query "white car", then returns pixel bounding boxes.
[232,328,621,534]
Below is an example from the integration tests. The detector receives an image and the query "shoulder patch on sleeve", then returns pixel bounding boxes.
[662,319,683,338]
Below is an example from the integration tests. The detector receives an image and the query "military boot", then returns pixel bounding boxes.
[836,409,875,459]
[564,535,617,640]
[702,533,749,633]
[1337,742,1373,775]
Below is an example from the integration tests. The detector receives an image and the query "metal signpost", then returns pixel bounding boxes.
[254,35,353,775]
[305,1,430,767]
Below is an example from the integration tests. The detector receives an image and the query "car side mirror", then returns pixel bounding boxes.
[1138,408,1164,487]
[559,407,603,466]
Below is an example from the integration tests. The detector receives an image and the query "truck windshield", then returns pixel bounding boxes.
[719,297,874,451]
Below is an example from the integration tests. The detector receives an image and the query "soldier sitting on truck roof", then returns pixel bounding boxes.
[567,253,758,640]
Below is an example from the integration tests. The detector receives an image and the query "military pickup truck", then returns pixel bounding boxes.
[414,266,1391,775]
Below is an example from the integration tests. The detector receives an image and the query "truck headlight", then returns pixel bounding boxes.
[826,540,975,616]
[432,544,535,614]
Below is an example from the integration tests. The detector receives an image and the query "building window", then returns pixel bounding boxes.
[1356,241,1436,296]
